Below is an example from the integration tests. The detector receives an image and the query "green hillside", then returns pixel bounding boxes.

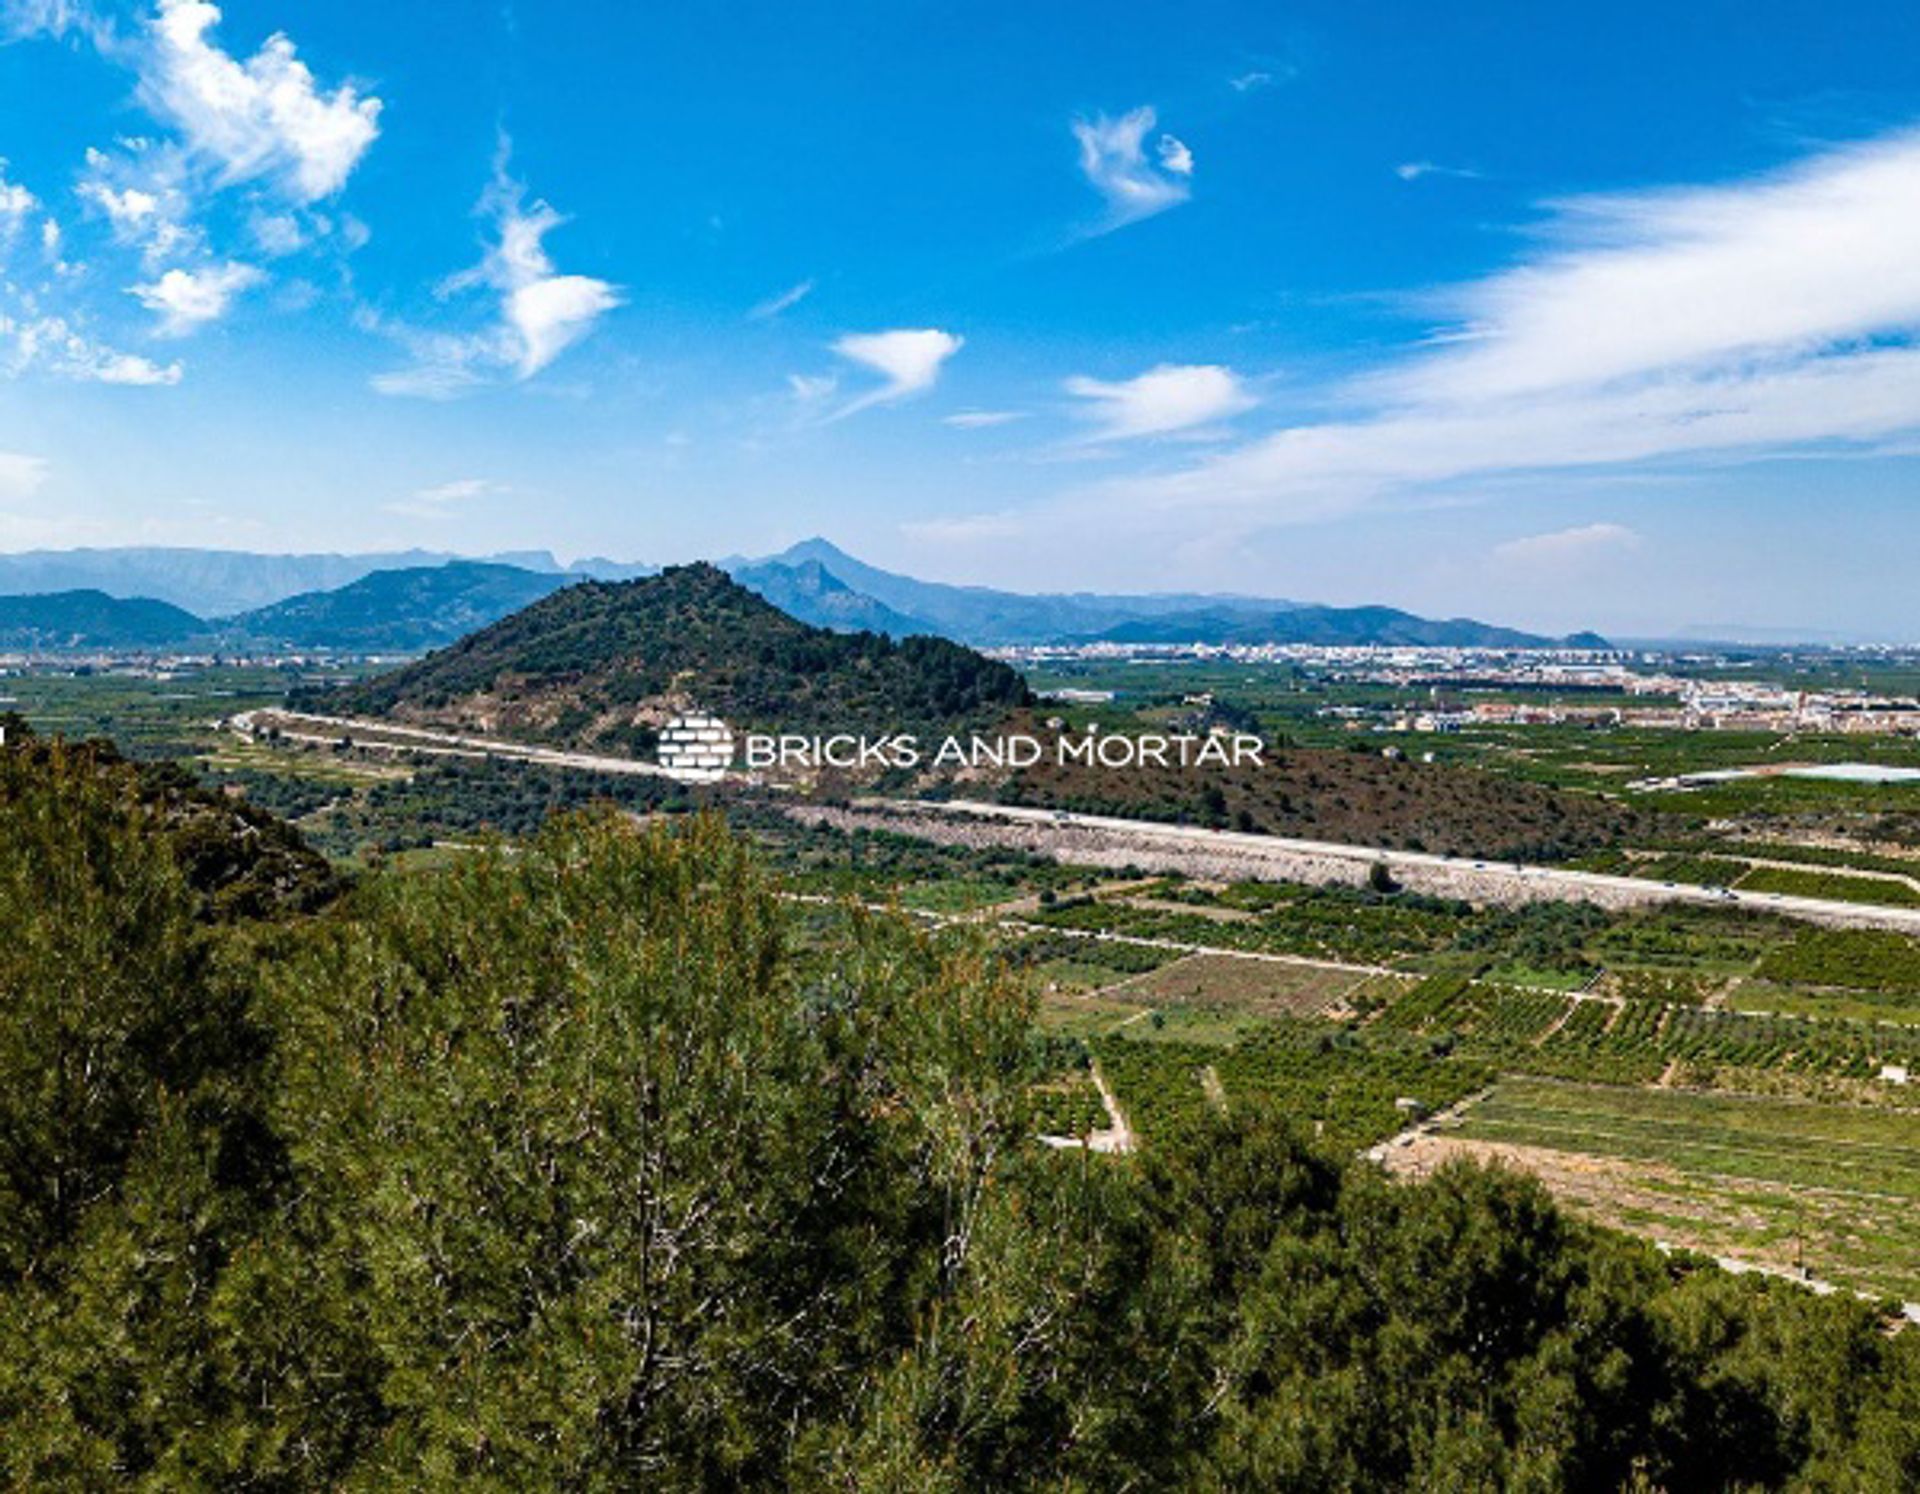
[221,561,574,651]
[0,589,203,649]
[328,561,1032,749]
[0,714,337,919]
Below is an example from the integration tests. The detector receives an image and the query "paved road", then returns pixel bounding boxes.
[231,708,719,784]
[230,709,1920,934]
[849,797,1920,935]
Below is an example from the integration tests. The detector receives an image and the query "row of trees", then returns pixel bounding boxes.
[4,740,1920,1487]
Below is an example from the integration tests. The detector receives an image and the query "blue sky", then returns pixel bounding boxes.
[4,1,1920,636]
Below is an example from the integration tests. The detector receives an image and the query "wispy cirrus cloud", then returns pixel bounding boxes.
[1065,363,1256,441]
[372,142,622,397]
[1072,106,1192,231]
[1394,160,1481,183]
[748,278,814,321]
[1492,522,1640,568]
[1,311,182,385]
[1098,125,1920,522]
[943,409,1026,429]
[384,477,501,518]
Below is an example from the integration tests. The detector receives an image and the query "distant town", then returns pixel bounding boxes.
[1007,641,1920,735]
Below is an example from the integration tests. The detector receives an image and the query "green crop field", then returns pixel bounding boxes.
[1444,1078,1920,1300]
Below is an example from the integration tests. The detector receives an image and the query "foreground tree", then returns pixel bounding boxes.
[5,749,1920,1489]
[253,812,1033,1487]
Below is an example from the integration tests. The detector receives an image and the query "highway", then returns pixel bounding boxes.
[845,799,1920,935]
[230,707,719,784]
[230,708,1920,934]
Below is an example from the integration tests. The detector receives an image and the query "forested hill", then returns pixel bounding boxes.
[220,561,574,652]
[328,561,1033,750]
[0,589,204,649]
[0,715,337,918]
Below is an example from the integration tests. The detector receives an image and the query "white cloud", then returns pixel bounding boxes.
[78,179,159,229]
[1394,161,1480,182]
[78,346,183,384]
[249,210,304,256]
[787,371,838,403]
[1492,522,1641,568]
[507,273,621,379]
[385,476,499,518]
[130,259,263,335]
[943,409,1026,429]
[1103,125,1920,522]
[141,0,381,202]
[375,147,621,396]
[369,357,481,400]
[0,162,35,222]
[75,145,203,262]
[1229,71,1274,93]
[1072,106,1192,229]
[0,312,181,385]
[748,278,814,320]
[828,328,962,418]
[1065,363,1256,441]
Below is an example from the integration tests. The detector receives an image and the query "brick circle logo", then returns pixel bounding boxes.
[657,712,735,779]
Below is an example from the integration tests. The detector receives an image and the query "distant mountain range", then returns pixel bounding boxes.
[726,538,1301,645]
[726,556,933,638]
[0,546,650,617]
[0,538,1606,651]
[1093,605,1608,651]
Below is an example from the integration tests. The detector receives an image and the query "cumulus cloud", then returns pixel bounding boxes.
[1102,125,1920,522]
[1065,363,1256,441]
[373,146,621,397]
[1072,106,1192,229]
[748,278,814,320]
[1491,522,1641,568]
[0,163,35,223]
[130,259,263,335]
[140,0,381,202]
[827,328,962,419]
[77,179,160,231]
